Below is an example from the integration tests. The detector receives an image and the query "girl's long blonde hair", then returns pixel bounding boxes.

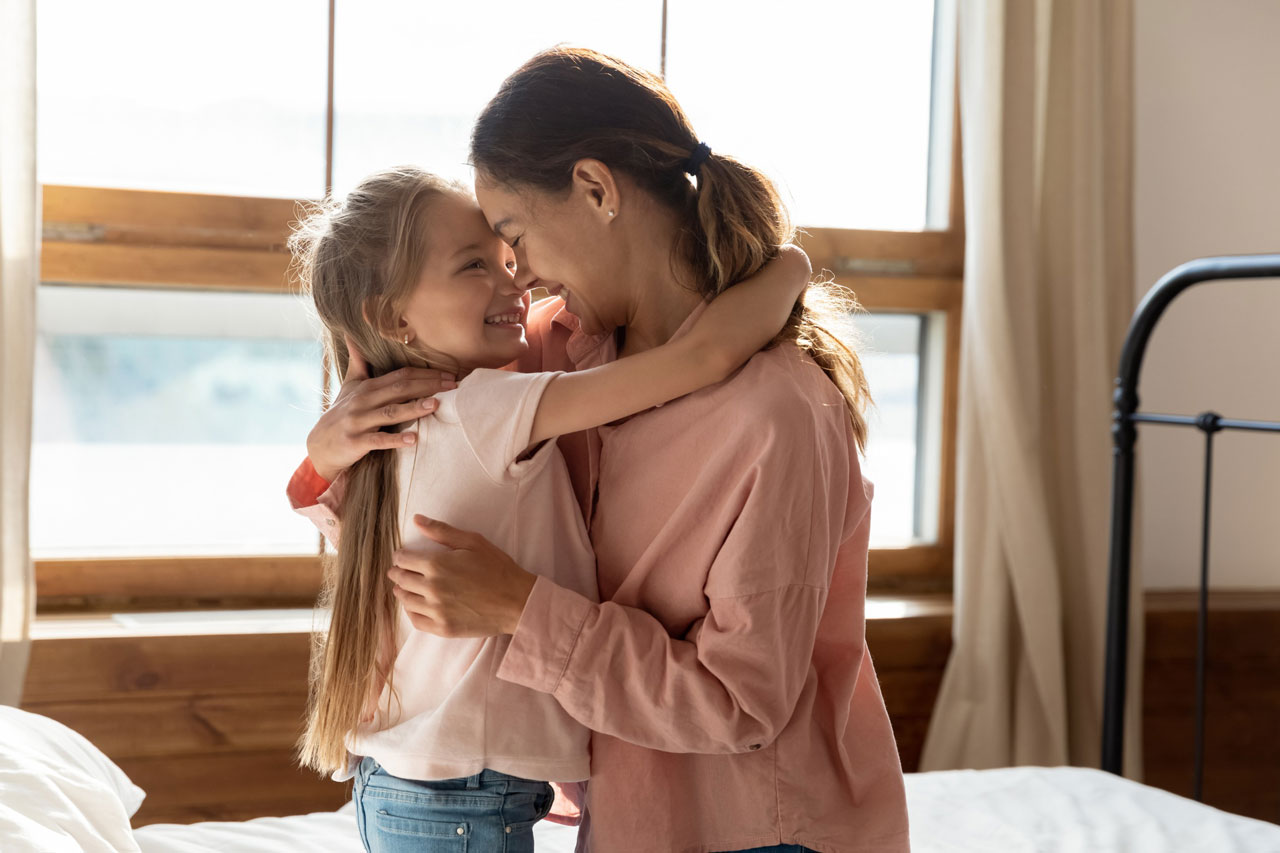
[470,46,873,451]
[289,166,464,776]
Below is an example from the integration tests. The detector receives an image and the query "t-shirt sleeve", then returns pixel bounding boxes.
[454,368,563,483]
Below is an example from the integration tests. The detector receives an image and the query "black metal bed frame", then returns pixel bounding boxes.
[1101,253,1280,800]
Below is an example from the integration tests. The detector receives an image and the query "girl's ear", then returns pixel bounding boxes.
[360,300,397,344]
[570,158,620,222]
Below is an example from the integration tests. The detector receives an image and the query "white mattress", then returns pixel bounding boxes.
[130,766,1280,853]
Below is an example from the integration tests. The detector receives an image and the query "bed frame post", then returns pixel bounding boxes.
[1101,253,1280,779]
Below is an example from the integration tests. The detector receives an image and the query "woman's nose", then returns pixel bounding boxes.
[510,270,535,293]
[510,248,537,292]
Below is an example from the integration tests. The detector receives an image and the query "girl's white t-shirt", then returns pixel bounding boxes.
[332,368,598,784]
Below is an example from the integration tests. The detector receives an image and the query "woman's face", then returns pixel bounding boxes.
[473,175,626,337]
[397,192,530,373]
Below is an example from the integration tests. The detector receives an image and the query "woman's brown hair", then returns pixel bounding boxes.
[470,46,872,451]
[289,166,464,776]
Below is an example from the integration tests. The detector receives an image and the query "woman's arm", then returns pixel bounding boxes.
[527,245,810,446]
[389,395,857,753]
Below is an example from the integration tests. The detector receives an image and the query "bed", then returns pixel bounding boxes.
[4,703,1279,853]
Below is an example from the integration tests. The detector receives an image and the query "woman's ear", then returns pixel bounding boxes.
[570,158,620,222]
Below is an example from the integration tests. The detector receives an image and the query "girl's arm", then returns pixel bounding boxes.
[528,244,811,447]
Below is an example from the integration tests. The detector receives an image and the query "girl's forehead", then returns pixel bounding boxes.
[425,193,507,256]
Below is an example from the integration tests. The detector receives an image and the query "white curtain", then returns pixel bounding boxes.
[921,0,1143,775]
[0,0,39,706]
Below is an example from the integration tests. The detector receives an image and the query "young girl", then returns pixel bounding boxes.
[288,165,810,852]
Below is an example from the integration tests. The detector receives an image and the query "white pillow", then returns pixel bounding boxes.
[0,705,147,852]
[0,705,146,816]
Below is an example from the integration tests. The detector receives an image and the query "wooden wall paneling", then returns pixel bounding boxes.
[22,632,338,826]
[1142,596,1280,824]
[118,750,348,826]
[23,634,314,703]
[868,602,952,773]
[20,692,311,758]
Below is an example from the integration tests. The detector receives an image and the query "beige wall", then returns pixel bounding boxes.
[1134,0,1280,588]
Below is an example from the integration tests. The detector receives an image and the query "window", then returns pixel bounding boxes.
[35,0,960,611]
[31,286,323,558]
[37,0,328,198]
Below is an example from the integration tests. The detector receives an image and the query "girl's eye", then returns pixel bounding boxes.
[464,259,484,271]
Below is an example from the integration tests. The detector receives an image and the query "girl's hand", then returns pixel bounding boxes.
[306,335,457,482]
[387,515,538,638]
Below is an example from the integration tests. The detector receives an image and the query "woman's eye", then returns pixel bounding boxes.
[510,236,522,248]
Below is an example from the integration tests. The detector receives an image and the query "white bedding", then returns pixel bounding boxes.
[128,766,1280,853]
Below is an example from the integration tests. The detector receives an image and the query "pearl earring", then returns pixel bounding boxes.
[608,210,615,217]
[403,333,409,345]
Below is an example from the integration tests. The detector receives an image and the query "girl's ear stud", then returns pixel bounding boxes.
[403,334,410,345]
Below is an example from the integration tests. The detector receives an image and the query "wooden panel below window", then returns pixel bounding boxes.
[17,592,1280,828]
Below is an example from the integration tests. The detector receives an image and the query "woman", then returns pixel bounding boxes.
[290,48,909,853]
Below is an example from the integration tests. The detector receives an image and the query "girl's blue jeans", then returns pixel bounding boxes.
[352,755,555,853]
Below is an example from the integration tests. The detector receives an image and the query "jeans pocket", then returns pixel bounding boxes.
[498,783,555,851]
[372,811,470,852]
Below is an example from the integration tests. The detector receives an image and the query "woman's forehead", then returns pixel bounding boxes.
[473,179,531,231]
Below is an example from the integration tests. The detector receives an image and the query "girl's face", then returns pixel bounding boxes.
[398,192,530,373]
[473,176,626,337]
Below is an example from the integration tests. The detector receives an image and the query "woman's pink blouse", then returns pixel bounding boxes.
[500,298,909,853]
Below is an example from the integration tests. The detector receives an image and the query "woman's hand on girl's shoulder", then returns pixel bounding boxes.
[306,335,457,482]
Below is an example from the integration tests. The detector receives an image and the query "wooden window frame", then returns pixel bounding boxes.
[35,23,962,612]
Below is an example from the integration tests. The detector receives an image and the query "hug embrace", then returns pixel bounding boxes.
[285,47,909,853]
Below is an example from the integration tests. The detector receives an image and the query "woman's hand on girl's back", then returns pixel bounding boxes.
[306,334,457,482]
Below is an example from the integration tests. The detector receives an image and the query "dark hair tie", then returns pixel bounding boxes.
[684,141,712,177]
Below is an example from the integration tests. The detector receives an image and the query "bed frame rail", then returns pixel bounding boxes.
[1101,253,1280,801]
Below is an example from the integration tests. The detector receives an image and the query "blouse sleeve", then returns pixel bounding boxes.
[285,457,347,549]
[495,403,863,754]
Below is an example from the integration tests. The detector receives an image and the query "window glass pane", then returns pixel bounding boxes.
[332,0,663,193]
[36,0,328,198]
[666,0,940,231]
[842,313,924,547]
[32,286,324,557]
